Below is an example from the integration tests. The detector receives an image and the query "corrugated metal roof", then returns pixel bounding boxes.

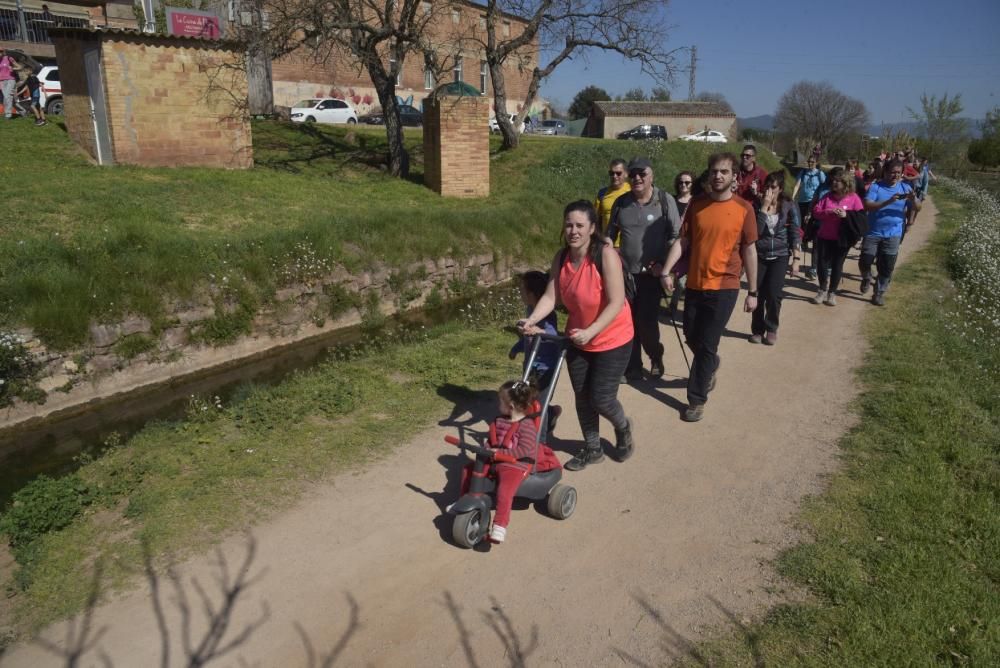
[46,26,244,48]
[594,101,735,118]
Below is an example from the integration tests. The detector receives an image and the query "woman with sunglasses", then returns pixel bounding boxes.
[750,171,800,345]
[673,171,695,217]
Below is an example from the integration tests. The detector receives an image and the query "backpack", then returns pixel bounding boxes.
[606,188,681,248]
[559,246,636,303]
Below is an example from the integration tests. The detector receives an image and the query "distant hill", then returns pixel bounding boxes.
[736,115,981,138]
[738,115,774,131]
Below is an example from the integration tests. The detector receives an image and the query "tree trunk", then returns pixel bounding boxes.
[366,55,408,177]
[488,61,518,150]
[246,45,274,116]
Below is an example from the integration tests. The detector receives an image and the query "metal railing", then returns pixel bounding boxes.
[0,8,88,45]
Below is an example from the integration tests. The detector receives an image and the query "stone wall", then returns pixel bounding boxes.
[4,253,519,427]
[51,36,96,160]
[423,96,489,198]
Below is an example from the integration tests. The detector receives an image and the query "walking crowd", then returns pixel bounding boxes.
[478,143,934,544]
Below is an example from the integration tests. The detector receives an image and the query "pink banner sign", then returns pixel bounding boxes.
[166,8,222,39]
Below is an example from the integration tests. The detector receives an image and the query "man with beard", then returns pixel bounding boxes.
[661,153,758,422]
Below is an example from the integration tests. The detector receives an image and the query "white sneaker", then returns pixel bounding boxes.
[489,525,507,543]
[824,293,837,306]
[811,289,826,305]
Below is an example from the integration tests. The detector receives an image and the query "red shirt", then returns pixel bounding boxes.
[737,164,769,200]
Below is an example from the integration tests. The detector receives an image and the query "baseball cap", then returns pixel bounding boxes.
[627,157,652,172]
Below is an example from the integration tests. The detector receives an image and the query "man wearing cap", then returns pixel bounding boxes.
[606,157,681,381]
[0,47,18,120]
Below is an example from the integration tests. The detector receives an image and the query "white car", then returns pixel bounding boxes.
[679,129,728,143]
[290,98,358,124]
[489,113,523,134]
[37,65,62,115]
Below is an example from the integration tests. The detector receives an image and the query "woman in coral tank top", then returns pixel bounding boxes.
[519,201,635,471]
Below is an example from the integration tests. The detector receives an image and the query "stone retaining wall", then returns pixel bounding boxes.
[3,253,517,428]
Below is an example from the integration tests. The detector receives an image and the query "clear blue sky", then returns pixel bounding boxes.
[540,0,1000,125]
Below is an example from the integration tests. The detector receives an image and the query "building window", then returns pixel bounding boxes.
[503,20,511,36]
[424,67,435,90]
[453,56,463,83]
[480,60,488,93]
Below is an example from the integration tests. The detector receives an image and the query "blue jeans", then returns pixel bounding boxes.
[859,235,901,295]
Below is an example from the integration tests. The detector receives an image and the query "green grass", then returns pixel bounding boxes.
[2,295,523,633]
[677,184,1000,665]
[962,170,1000,199]
[0,121,770,349]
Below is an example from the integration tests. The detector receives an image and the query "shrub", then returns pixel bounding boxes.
[0,331,39,407]
[0,474,92,556]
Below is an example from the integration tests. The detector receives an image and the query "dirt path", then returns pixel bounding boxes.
[2,200,938,667]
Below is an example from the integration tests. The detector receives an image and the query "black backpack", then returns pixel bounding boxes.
[559,246,637,303]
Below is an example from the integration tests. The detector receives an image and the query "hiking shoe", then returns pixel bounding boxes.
[872,292,885,306]
[707,358,720,392]
[812,289,827,305]
[548,405,562,434]
[748,334,763,344]
[860,277,871,294]
[623,370,643,383]
[682,404,705,422]
[650,357,665,378]
[564,446,604,471]
[806,269,818,280]
[825,293,837,306]
[614,418,635,462]
[489,525,506,544]
[764,331,778,346]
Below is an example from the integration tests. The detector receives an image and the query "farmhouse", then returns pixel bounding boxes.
[585,100,737,140]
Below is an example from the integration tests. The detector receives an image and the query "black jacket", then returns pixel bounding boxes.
[754,200,800,259]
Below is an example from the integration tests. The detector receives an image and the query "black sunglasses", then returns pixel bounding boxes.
[678,180,692,185]
[609,170,625,177]
[741,153,754,158]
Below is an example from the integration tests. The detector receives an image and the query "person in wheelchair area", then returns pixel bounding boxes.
[451,380,560,544]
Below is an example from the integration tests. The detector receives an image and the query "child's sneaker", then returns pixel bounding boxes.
[489,525,506,543]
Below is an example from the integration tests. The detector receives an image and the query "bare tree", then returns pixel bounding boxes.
[476,0,679,149]
[692,91,731,113]
[774,80,870,159]
[261,0,460,177]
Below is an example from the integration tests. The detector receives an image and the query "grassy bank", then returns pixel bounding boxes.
[0,122,764,350]
[680,183,1000,664]
[0,292,525,635]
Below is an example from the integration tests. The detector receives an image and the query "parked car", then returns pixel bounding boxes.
[489,113,523,134]
[359,104,422,126]
[679,129,728,143]
[616,124,667,140]
[37,65,62,115]
[536,119,566,136]
[290,98,358,124]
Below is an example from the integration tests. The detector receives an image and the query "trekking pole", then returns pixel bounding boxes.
[661,286,690,374]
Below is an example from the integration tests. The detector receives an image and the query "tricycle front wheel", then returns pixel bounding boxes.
[452,508,490,548]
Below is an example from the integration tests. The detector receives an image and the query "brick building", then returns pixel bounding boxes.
[267,1,541,117]
[50,28,252,168]
[0,0,135,60]
[585,101,738,141]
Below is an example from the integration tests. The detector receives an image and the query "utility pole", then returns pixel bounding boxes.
[687,45,697,101]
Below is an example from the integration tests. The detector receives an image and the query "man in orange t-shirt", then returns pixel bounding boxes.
[661,152,758,422]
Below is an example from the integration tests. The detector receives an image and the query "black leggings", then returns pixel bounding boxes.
[565,340,631,449]
[752,255,789,335]
[815,238,851,293]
